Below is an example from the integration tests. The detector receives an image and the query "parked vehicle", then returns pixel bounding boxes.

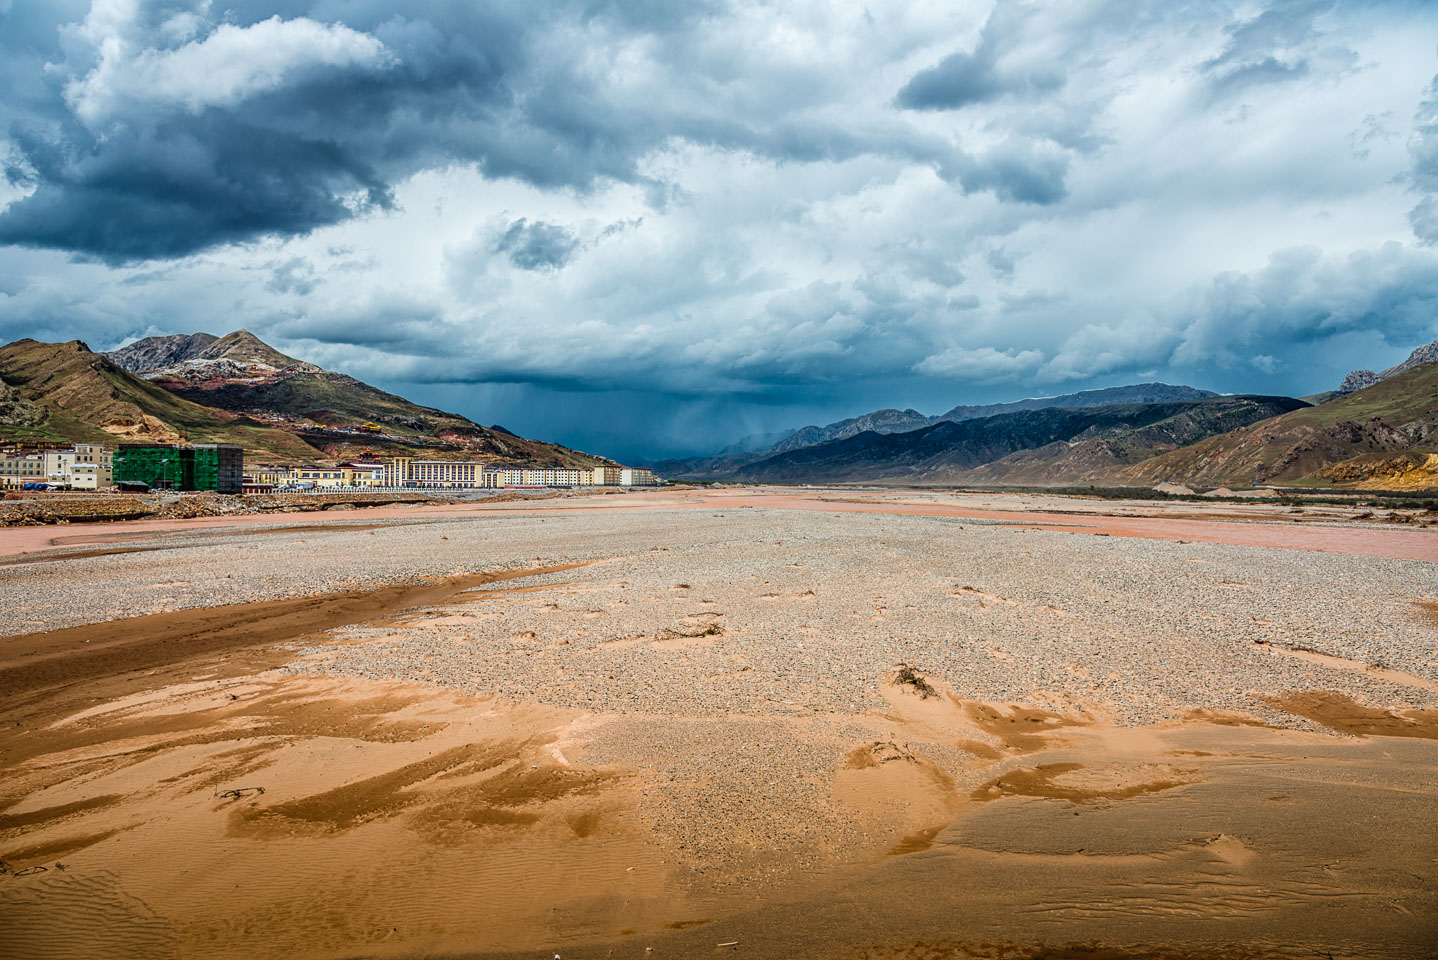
[19,482,53,491]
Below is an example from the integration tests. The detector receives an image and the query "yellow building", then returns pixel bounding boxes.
[0,454,45,487]
[582,466,623,485]
[383,458,498,488]
[289,466,348,486]
[341,462,385,487]
[249,466,291,485]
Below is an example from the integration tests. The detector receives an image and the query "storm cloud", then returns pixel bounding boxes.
[2,1,1437,460]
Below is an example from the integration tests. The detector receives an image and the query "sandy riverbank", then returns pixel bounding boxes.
[1,492,1435,958]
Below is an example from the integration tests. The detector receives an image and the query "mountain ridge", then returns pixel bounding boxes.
[768,383,1220,454]
[3,333,610,467]
[731,396,1306,484]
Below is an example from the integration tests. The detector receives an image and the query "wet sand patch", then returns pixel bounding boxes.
[1262,691,1438,739]
[970,762,1194,804]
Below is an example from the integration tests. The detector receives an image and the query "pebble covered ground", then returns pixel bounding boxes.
[7,506,1435,718]
[5,503,1437,886]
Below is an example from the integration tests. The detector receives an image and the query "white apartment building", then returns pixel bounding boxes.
[69,463,112,489]
[621,467,656,486]
[367,458,656,489]
[55,444,114,488]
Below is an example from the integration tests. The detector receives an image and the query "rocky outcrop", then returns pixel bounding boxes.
[0,381,45,428]
[108,329,311,377]
[1383,339,1438,378]
[1314,451,1438,489]
[1335,338,1438,394]
[1337,369,1381,395]
[107,333,219,373]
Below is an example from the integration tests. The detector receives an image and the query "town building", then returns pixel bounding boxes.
[0,453,45,487]
[621,467,657,486]
[248,465,291,486]
[289,466,349,486]
[382,458,500,488]
[0,443,115,488]
[114,444,243,493]
[583,466,624,485]
[68,463,111,490]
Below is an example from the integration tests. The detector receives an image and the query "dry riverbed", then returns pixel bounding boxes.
[1,489,1435,959]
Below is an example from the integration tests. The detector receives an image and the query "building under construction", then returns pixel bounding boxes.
[113,444,243,494]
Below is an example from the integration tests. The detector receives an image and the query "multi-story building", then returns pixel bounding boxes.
[519,467,583,486]
[249,465,291,485]
[0,453,45,487]
[354,457,659,490]
[382,459,499,488]
[43,449,77,483]
[50,444,114,488]
[0,443,115,488]
[69,463,112,489]
[74,444,113,469]
[342,461,386,487]
[289,466,349,486]
[621,467,656,486]
[582,466,624,485]
[113,444,243,493]
[382,457,410,487]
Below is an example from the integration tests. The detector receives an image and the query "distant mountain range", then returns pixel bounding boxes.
[0,331,608,466]
[768,383,1219,453]
[659,338,1438,490]
[654,383,1229,481]
[730,396,1306,485]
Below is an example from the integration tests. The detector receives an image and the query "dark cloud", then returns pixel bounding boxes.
[1410,73,1438,243]
[895,3,1061,111]
[0,3,690,262]
[0,1,1119,262]
[1200,0,1335,98]
[495,219,579,271]
[955,139,1070,205]
[265,256,317,295]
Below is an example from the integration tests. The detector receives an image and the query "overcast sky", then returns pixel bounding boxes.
[2,1,1437,460]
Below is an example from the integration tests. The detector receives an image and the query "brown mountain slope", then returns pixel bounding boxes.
[1120,362,1438,487]
[0,339,321,458]
[110,330,606,465]
[4,336,610,467]
[960,395,1305,485]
